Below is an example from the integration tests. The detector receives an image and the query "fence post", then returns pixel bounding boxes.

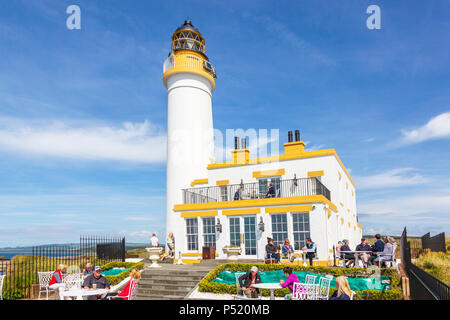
[121,237,126,262]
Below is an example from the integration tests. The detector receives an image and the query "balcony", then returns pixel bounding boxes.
[182,178,331,204]
[163,53,216,80]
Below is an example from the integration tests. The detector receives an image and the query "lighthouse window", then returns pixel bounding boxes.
[271,213,288,247]
[202,217,216,247]
[186,218,198,251]
[292,212,310,250]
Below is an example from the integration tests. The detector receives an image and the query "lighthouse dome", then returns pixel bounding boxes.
[171,20,207,57]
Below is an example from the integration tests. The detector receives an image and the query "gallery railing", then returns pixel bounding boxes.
[183,177,331,204]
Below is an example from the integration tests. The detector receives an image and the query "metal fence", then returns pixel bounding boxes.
[183,177,331,204]
[0,235,125,300]
[400,227,449,300]
[421,232,446,252]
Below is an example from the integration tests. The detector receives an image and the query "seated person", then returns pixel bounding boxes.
[340,240,355,267]
[83,263,93,276]
[281,238,295,263]
[302,238,317,266]
[234,187,242,200]
[238,266,261,298]
[373,237,395,267]
[280,267,301,299]
[329,276,352,300]
[82,266,111,300]
[369,234,385,266]
[265,238,280,263]
[355,238,372,267]
[265,183,276,198]
[48,264,67,299]
[108,269,140,300]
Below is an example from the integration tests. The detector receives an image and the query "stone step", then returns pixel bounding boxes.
[141,270,209,278]
[136,294,186,300]
[141,274,205,282]
[139,279,199,286]
[138,287,192,296]
[139,280,197,289]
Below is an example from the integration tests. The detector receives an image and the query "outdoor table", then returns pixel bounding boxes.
[340,251,373,267]
[252,283,282,300]
[61,288,109,300]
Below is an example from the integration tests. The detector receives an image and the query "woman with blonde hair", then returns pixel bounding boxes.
[281,238,295,263]
[329,276,352,300]
[167,232,175,258]
[109,269,141,300]
[48,264,67,299]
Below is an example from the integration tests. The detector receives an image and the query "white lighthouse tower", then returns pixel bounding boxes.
[163,20,217,249]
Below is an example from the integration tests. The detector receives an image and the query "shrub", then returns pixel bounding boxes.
[100,261,144,286]
[198,263,402,300]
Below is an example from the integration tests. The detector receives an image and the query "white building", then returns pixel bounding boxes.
[163,20,362,265]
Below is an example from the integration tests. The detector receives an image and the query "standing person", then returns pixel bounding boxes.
[108,269,141,300]
[355,238,372,268]
[265,238,280,263]
[302,238,317,266]
[369,234,385,266]
[238,266,261,298]
[82,266,111,300]
[83,263,93,276]
[280,267,301,299]
[166,232,175,258]
[265,182,276,198]
[281,238,295,263]
[234,187,242,200]
[329,276,352,300]
[150,233,159,247]
[48,264,67,299]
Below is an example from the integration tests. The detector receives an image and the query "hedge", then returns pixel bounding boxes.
[100,261,144,286]
[198,263,403,300]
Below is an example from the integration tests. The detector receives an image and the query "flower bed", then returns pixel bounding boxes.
[100,261,144,286]
[198,263,402,300]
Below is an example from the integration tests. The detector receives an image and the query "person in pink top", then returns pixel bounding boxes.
[280,267,301,299]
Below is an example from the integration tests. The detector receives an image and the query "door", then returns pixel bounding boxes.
[229,216,257,258]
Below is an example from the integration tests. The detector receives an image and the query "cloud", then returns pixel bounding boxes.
[354,168,431,190]
[124,217,157,221]
[0,117,167,163]
[398,112,450,145]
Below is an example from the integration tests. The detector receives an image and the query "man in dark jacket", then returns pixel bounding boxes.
[369,234,385,266]
[238,266,261,298]
[340,240,354,268]
[355,238,372,267]
[265,238,280,263]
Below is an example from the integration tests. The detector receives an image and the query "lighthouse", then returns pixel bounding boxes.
[163,20,217,248]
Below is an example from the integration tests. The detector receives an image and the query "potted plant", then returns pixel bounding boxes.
[145,246,163,268]
[222,245,242,260]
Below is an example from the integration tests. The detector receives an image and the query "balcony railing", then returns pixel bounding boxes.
[163,53,216,78]
[182,178,331,204]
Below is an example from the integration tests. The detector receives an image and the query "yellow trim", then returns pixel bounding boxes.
[216,180,229,186]
[173,259,201,264]
[327,209,332,217]
[283,141,305,157]
[347,209,350,213]
[190,178,208,187]
[232,149,250,165]
[181,253,219,257]
[253,169,285,178]
[307,170,324,178]
[348,222,351,227]
[222,208,261,216]
[340,202,344,207]
[208,149,355,187]
[341,218,345,224]
[346,182,348,189]
[174,195,338,212]
[357,223,362,229]
[352,190,354,196]
[338,171,342,180]
[180,210,218,218]
[265,205,313,214]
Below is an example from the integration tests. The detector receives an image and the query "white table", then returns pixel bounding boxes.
[61,288,109,300]
[252,283,282,300]
[340,251,373,267]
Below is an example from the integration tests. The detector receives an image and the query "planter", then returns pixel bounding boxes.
[223,246,242,260]
[146,247,163,268]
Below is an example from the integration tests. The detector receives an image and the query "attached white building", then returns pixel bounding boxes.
[163,20,362,265]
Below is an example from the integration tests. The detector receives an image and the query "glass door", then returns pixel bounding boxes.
[229,216,257,258]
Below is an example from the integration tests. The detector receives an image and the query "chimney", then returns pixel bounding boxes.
[234,136,239,150]
[295,130,300,142]
[231,136,250,165]
[288,131,293,143]
[241,138,247,149]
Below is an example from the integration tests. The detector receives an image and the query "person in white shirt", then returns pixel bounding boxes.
[150,233,159,247]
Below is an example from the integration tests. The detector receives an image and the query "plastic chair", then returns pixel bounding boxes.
[38,271,55,300]
[292,282,307,300]
[304,274,317,285]
[63,273,83,290]
[128,280,139,300]
[377,243,398,269]
[350,290,356,300]
[0,275,4,300]
[316,277,332,300]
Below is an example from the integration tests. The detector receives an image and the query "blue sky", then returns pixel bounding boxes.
[0,0,449,247]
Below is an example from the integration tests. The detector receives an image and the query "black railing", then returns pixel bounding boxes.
[421,232,446,253]
[400,227,449,300]
[0,235,125,300]
[183,177,331,204]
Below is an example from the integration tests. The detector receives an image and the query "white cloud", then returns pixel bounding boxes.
[0,117,167,163]
[354,168,430,190]
[399,112,450,145]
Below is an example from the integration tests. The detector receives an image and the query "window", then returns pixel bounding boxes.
[186,218,198,251]
[229,217,240,246]
[271,214,288,247]
[220,185,228,201]
[202,217,216,247]
[259,177,281,198]
[292,212,310,250]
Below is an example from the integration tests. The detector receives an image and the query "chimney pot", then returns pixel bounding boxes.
[295,130,300,142]
[288,131,293,143]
